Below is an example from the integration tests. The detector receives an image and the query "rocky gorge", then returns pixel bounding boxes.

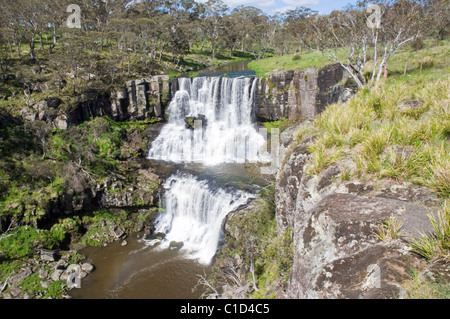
[2,61,447,299]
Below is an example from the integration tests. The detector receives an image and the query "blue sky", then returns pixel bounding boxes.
[198,0,360,15]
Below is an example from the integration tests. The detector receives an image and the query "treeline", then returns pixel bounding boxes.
[0,0,448,86]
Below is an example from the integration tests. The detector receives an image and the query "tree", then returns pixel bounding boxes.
[202,0,229,59]
[312,0,427,87]
[25,120,50,159]
[283,7,317,55]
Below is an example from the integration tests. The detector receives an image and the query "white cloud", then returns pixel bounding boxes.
[273,5,296,14]
[259,0,276,7]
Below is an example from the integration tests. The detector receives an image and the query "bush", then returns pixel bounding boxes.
[411,37,425,51]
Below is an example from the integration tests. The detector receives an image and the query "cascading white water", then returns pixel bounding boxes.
[147,76,266,165]
[147,76,263,265]
[153,174,253,265]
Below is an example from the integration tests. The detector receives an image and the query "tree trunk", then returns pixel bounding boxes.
[211,40,216,60]
[371,31,378,83]
[40,34,44,50]
[30,38,36,60]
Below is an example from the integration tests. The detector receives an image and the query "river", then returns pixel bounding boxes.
[70,60,265,299]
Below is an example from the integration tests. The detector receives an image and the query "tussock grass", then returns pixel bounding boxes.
[410,201,450,262]
[402,268,450,299]
[376,215,405,242]
[301,75,449,196]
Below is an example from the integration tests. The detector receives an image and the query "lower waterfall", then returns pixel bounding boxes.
[153,174,253,265]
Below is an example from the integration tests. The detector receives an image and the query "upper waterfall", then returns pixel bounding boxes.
[147,76,267,165]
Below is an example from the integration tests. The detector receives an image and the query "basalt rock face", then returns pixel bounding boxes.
[110,76,170,122]
[20,76,171,129]
[276,129,443,299]
[255,64,355,121]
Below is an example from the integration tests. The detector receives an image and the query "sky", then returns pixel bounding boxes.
[197,0,360,15]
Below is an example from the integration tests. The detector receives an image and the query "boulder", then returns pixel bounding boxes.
[81,263,94,274]
[169,241,184,250]
[51,269,63,281]
[40,249,57,262]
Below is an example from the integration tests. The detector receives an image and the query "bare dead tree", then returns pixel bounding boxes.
[311,0,427,88]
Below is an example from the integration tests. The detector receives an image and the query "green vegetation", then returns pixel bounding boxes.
[376,215,405,242]
[210,185,293,299]
[248,49,347,77]
[293,40,449,198]
[402,268,450,299]
[410,202,450,262]
[0,114,160,298]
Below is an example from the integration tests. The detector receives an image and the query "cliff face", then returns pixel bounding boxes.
[275,127,442,299]
[21,66,354,129]
[255,64,355,121]
[21,75,171,129]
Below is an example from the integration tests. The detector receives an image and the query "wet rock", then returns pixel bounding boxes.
[147,232,166,241]
[40,249,56,262]
[185,114,207,130]
[51,269,63,281]
[169,241,184,250]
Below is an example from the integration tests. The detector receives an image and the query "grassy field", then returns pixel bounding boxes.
[247,47,350,77]
[248,39,449,80]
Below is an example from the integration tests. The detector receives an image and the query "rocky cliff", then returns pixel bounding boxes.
[255,64,356,121]
[20,67,354,128]
[21,75,171,129]
[275,125,444,298]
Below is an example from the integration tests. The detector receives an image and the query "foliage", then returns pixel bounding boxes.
[376,215,404,241]
[297,54,449,197]
[402,269,450,299]
[210,185,293,298]
[410,201,450,262]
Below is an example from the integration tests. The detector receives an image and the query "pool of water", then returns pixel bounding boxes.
[70,233,210,299]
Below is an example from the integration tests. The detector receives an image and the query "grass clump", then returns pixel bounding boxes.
[402,269,450,299]
[376,215,404,242]
[410,201,450,262]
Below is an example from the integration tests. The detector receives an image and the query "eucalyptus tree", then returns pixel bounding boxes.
[311,0,427,87]
[202,0,229,59]
[283,7,318,55]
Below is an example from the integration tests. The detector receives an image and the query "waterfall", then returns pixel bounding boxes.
[153,174,253,265]
[147,76,266,165]
[147,75,263,265]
